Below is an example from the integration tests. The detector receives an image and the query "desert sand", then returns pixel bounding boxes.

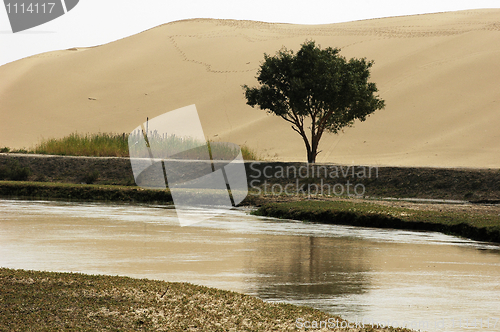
[1,9,499,168]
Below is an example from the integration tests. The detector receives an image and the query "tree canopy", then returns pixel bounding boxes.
[243,40,385,163]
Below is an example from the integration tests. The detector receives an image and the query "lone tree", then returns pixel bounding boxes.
[243,41,385,163]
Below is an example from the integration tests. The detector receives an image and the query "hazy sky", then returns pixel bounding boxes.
[1,0,500,66]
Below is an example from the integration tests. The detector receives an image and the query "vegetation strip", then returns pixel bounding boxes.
[0,181,172,204]
[0,268,411,331]
[1,131,260,160]
[253,201,500,244]
[3,154,500,202]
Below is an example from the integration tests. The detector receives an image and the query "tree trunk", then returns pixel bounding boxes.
[307,149,315,163]
[306,142,319,163]
[307,134,320,164]
[299,128,320,164]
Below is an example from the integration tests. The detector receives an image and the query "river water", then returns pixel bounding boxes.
[1,199,499,331]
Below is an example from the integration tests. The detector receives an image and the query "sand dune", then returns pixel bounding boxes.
[1,9,500,168]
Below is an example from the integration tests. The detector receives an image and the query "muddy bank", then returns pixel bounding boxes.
[1,153,500,201]
[3,268,409,332]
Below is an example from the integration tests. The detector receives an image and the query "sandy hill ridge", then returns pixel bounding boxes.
[1,9,500,168]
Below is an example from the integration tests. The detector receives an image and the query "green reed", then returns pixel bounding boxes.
[32,132,260,160]
[33,132,129,157]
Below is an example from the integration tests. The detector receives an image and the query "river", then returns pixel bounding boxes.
[1,199,499,331]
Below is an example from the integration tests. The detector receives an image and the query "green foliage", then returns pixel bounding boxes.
[243,40,385,163]
[0,160,32,181]
[0,147,10,153]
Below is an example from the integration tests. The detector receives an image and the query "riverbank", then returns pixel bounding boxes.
[0,181,173,204]
[1,153,500,243]
[0,268,410,332]
[1,180,500,244]
[253,200,500,244]
[2,153,500,202]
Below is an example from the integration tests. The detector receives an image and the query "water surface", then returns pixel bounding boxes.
[1,199,499,331]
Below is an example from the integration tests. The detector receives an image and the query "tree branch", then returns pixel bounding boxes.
[291,125,302,136]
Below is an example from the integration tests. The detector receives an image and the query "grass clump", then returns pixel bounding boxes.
[240,144,260,161]
[129,130,260,161]
[0,268,411,331]
[28,132,261,161]
[34,132,129,157]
